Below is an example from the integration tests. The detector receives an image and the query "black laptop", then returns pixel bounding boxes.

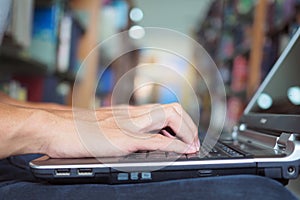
[30,28,300,185]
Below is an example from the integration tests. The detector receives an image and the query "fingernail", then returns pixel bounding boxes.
[186,144,195,154]
[194,140,200,150]
[192,144,198,153]
[195,144,199,152]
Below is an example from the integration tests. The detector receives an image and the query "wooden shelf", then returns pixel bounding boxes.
[35,0,63,7]
[0,34,77,80]
[0,46,76,83]
[54,71,76,83]
[0,48,48,78]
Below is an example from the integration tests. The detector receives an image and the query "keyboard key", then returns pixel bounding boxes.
[216,143,244,157]
[146,151,167,161]
[166,152,187,161]
[186,153,202,160]
[121,153,148,162]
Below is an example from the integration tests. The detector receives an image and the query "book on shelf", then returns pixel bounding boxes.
[29,2,61,72]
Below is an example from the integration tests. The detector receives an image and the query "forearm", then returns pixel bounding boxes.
[0,103,49,158]
[0,91,92,159]
[0,99,199,159]
[0,92,70,110]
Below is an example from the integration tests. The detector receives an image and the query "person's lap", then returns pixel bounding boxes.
[0,155,297,200]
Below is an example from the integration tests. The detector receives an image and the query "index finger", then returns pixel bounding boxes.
[127,103,199,147]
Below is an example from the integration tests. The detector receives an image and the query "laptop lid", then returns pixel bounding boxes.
[240,28,300,135]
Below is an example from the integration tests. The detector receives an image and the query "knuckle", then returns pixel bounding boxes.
[152,134,167,146]
[165,103,183,115]
[153,134,164,141]
[171,102,182,110]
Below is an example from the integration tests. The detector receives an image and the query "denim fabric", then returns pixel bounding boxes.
[0,155,297,200]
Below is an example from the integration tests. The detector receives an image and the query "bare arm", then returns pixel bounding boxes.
[0,93,199,159]
[0,92,69,110]
[0,102,49,158]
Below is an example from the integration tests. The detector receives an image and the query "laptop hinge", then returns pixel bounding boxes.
[276,133,295,149]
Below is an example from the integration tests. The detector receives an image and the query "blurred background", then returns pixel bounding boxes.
[1,0,300,130]
[1,0,300,195]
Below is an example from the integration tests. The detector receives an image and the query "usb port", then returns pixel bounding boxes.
[77,168,93,176]
[55,169,71,176]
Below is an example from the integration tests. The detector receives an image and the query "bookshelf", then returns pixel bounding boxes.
[196,0,299,130]
[0,0,87,103]
[0,46,47,78]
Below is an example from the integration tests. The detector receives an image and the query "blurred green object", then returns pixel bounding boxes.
[237,0,254,15]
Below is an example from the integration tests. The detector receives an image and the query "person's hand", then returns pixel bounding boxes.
[40,103,199,158]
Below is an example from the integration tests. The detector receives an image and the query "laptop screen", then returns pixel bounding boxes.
[241,28,300,134]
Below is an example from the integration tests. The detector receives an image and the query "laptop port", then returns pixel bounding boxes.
[55,169,71,176]
[287,166,296,176]
[77,168,93,176]
[198,169,213,177]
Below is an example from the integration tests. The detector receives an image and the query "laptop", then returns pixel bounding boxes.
[30,28,300,185]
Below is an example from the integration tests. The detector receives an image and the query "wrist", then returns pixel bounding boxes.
[20,109,53,155]
[29,109,91,158]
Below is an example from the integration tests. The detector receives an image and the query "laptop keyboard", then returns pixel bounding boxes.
[187,142,244,160]
[122,142,245,162]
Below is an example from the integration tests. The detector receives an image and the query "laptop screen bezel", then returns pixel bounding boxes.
[240,27,300,134]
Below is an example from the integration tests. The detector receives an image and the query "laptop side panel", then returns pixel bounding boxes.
[30,156,257,184]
